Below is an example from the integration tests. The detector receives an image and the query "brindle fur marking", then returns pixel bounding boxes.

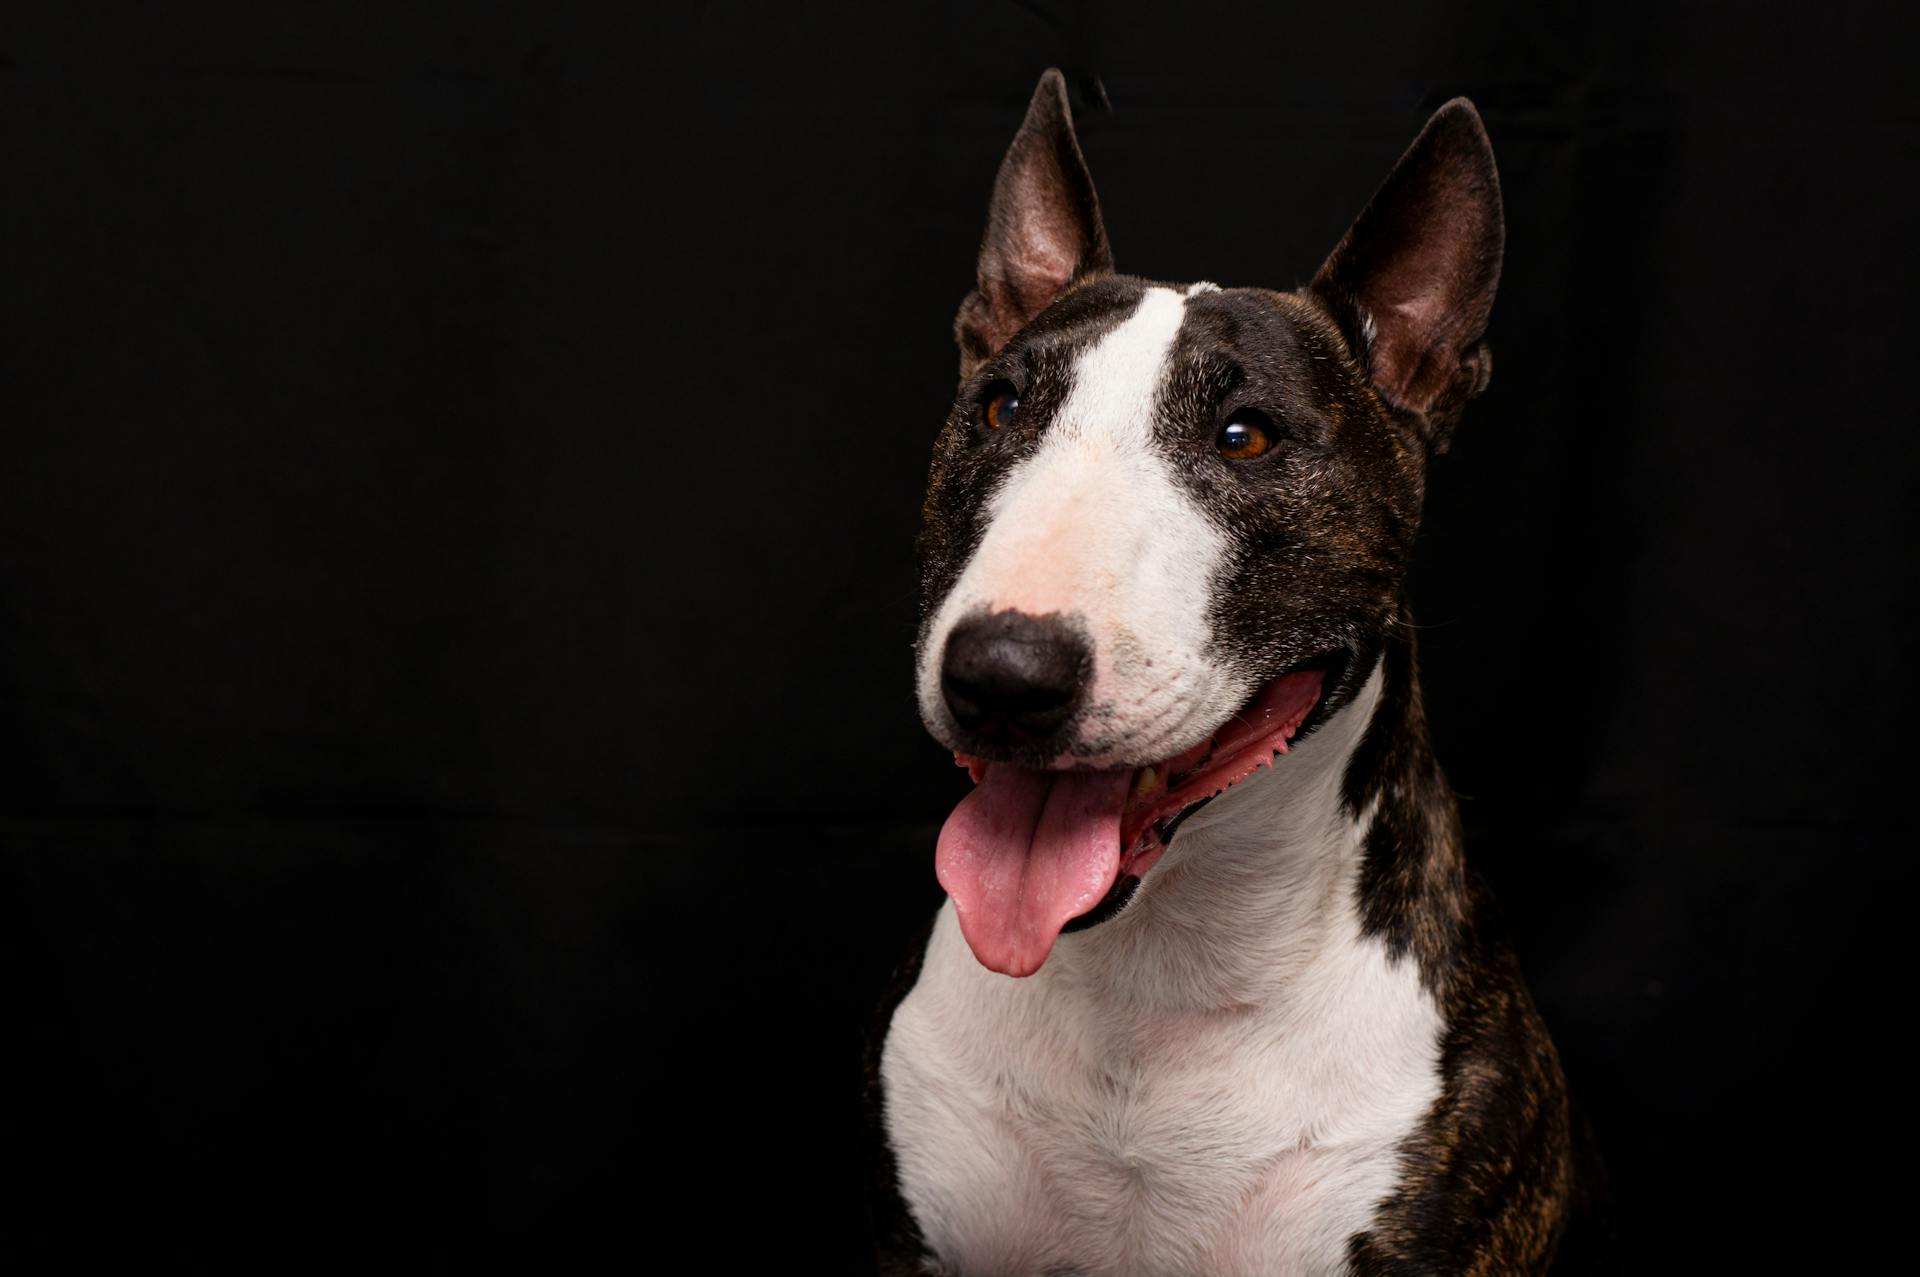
[1341,624,1574,1273]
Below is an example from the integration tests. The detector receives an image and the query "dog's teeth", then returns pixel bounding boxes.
[1134,766,1163,800]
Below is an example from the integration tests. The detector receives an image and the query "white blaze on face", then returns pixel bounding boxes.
[918,286,1249,765]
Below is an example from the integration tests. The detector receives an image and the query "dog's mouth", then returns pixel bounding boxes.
[935,655,1341,977]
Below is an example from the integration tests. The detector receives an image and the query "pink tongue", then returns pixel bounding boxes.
[935,766,1132,977]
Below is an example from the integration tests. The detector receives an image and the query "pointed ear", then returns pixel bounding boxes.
[955,69,1113,377]
[1311,99,1503,448]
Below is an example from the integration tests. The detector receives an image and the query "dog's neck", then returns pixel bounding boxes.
[1052,628,1461,1015]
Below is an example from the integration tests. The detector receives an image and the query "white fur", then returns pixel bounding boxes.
[915,287,1250,767]
[883,663,1443,1276]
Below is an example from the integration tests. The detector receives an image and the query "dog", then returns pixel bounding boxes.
[867,70,1579,1276]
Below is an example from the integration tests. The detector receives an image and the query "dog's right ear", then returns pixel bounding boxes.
[955,69,1113,378]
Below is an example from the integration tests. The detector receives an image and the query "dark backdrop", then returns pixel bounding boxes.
[4,2,1913,1271]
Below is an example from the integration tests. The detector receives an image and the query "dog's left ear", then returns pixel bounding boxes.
[1311,99,1503,450]
[955,69,1114,377]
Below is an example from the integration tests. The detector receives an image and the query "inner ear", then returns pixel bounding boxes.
[956,69,1113,377]
[1310,99,1503,440]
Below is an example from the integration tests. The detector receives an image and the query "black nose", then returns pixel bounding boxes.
[941,611,1090,745]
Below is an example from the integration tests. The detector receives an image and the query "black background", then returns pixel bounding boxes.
[3,2,1914,1271]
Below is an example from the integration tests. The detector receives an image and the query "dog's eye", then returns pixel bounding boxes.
[981,381,1020,431]
[1217,410,1274,460]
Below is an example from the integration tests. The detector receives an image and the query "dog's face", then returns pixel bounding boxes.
[915,72,1502,976]
[917,277,1413,772]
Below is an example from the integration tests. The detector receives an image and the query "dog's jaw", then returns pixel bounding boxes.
[935,665,1328,977]
[1058,658,1389,1007]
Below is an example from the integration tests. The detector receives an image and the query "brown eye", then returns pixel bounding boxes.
[982,382,1020,431]
[1217,409,1274,460]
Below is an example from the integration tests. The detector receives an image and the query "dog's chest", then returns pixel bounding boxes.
[882,904,1444,1277]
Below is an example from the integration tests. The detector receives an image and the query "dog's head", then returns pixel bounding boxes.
[916,71,1502,976]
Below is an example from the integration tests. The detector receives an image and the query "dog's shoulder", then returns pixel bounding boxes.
[1348,873,1581,1276]
[865,911,940,1275]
